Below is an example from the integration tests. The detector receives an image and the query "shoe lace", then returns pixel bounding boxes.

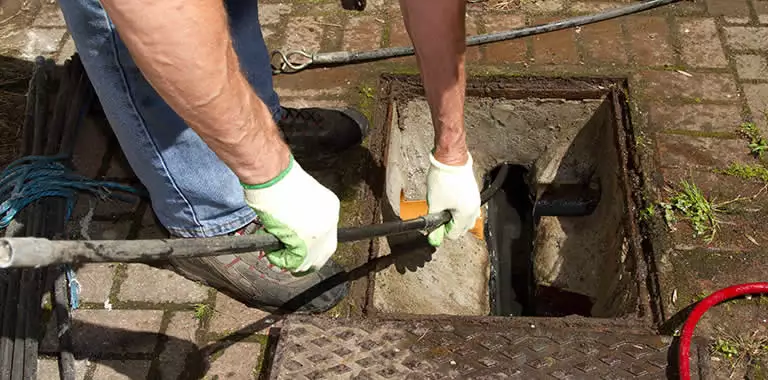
[281,107,323,124]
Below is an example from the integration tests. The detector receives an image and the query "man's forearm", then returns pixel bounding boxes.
[100,0,289,184]
[399,0,468,165]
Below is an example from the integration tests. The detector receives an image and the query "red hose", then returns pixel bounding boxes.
[678,282,768,380]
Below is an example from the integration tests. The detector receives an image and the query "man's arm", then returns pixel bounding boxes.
[100,0,289,185]
[399,0,481,246]
[399,0,468,166]
[100,0,340,272]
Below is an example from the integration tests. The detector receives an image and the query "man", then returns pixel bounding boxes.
[58,0,481,313]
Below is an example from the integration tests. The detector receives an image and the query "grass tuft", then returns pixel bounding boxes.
[740,122,768,159]
[717,163,768,183]
[193,303,214,323]
[660,180,720,242]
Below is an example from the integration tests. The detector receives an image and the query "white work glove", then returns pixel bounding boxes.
[426,152,482,247]
[242,156,340,273]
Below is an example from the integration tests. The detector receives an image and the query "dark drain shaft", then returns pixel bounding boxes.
[484,164,600,317]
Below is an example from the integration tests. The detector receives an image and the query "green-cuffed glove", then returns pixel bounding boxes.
[242,156,340,273]
[426,152,482,247]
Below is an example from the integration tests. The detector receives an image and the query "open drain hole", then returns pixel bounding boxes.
[485,164,597,317]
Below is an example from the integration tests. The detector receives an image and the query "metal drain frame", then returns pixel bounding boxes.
[363,74,659,325]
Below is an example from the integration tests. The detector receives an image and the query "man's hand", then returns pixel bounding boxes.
[426,153,481,246]
[243,156,340,273]
[399,0,480,243]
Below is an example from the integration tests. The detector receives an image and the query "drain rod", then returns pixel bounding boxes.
[0,167,514,268]
[272,0,684,73]
[0,165,600,267]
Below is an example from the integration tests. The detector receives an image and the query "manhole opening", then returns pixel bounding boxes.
[370,74,651,322]
[484,164,601,317]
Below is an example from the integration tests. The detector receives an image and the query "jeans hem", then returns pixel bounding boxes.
[165,206,257,238]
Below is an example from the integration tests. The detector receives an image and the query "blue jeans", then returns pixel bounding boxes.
[59,0,279,237]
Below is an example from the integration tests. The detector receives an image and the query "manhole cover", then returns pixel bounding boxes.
[267,316,710,380]
[368,75,653,322]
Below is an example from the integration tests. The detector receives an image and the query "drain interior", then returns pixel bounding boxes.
[370,75,649,321]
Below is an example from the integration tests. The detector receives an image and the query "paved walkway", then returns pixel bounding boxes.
[1,0,768,378]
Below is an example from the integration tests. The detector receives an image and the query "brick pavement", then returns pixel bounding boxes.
[1,0,768,378]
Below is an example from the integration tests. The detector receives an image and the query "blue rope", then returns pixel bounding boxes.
[0,155,143,230]
[1,154,144,309]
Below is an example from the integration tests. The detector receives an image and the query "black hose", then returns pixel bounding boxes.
[277,0,682,72]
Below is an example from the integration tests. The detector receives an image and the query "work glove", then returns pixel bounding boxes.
[426,152,482,247]
[242,155,340,273]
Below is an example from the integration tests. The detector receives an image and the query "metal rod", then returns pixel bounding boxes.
[0,211,451,267]
[274,0,683,73]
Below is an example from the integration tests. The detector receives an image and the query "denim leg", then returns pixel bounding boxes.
[58,0,281,237]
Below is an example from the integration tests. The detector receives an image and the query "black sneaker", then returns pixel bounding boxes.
[168,222,349,314]
[276,106,369,160]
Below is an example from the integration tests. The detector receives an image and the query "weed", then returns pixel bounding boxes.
[639,204,655,220]
[740,122,768,159]
[715,338,740,359]
[712,328,768,377]
[360,86,374,99]
[717,163,768,183]
[193,303,214,323]
[660,180,720,242]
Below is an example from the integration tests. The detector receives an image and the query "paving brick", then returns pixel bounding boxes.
[75,263,116,304]
[678,18,728,68]
[70,309,164,354]
[91,360,151,380]
[210,293,273,335]
[635,71,738,102]
[743,83,768,128]
[756,2,768,24]
[466,15,481,63]
[532,17,579,64]
[67,197,138,241]
[580,19,628,65]
[648,103,743,133]
[158,312,201,380]
[284,17,325,54]
[343,16,383,51]
[569,2,623,14]
[656,135,752,168]
[118,263,208,304]
[724,27,768,51]
[32,4,66,27]
[521,0,564,14]
[37,359,89,380]
[1,27,67,60]
[204,342,262,379]
[388,17,410,47]
[482,14,527,64]
[626,16,675,66]
[272,66,362,97]
[56,35,76,64]
[279,99,345,110]
[706,0,751,17]
[258,3,291,26]
[724,16,751,25]
[736,54,768,80]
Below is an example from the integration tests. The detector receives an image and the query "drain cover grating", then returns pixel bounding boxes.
[267,316,710,379]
